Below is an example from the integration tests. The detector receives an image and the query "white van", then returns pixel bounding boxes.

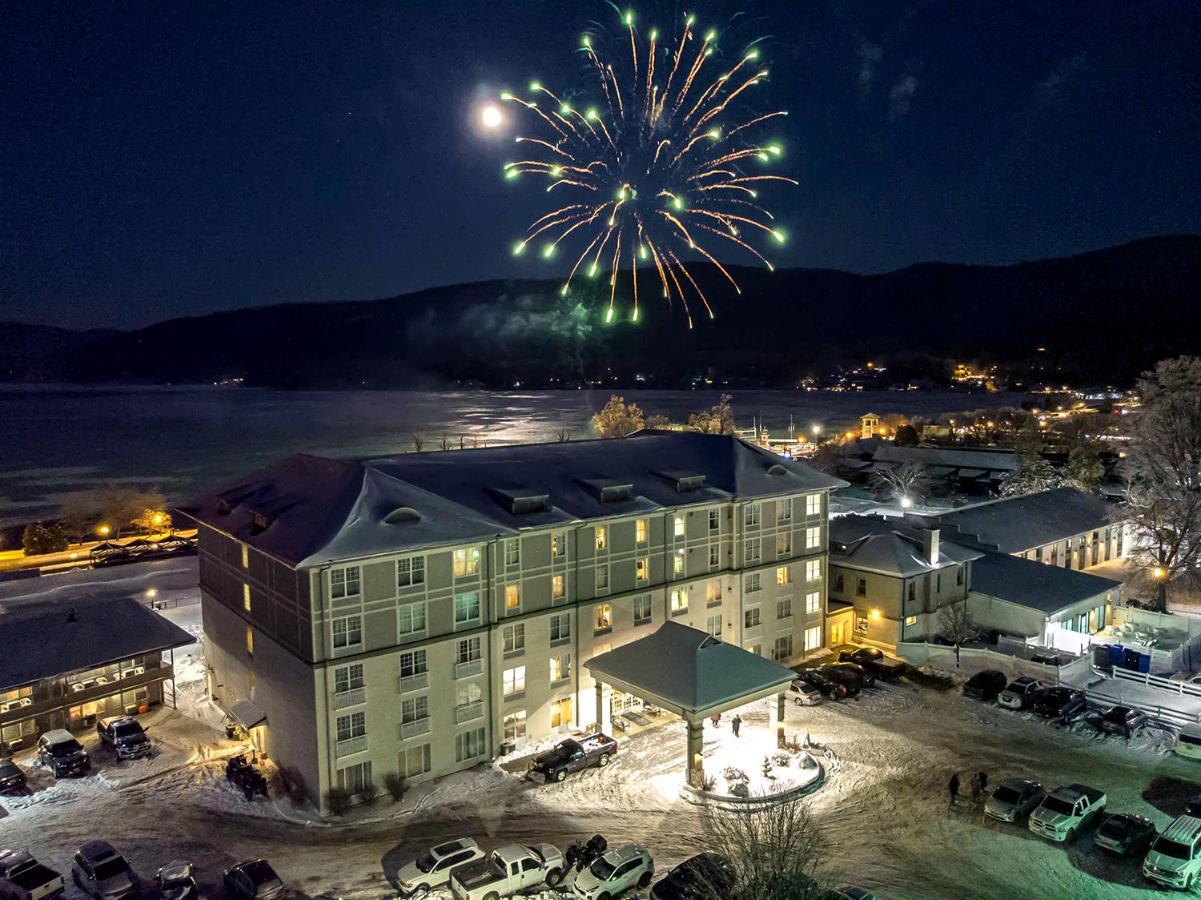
[1144,816,1201,890]
[1176,725,1201,760]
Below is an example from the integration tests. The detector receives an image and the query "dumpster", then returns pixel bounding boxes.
[1123,647,1142,670]
[1093,645,1112,668]
[1138,653,1152,674]
[1109,644,1126,668]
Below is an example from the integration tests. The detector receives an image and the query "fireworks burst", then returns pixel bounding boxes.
[500,9,796,327]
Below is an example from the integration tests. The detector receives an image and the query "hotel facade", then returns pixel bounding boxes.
[182,432,844,807]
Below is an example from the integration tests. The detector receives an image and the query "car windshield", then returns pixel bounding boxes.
[1105,708,1130,720]
[113,723,143,738]
[797,682,816,692]
[1041,796,1076,816]
[51,739,82,756]
[242,860,276,884]
[1100,818,1129,838]
[414,853,436,874]
[991,786,1021,804]
[589,857,618,880]
[93,858,129,880]
[1154,838,1193,860]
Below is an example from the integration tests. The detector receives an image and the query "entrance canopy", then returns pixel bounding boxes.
[227,698,266,730]
[585,621,796,722]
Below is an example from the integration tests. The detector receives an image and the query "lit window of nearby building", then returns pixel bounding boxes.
[777,501,792,524]
[673,550,685,575]
[633,594,652,625]
[744,607,761,629]
[453,547,481,577]
[550,613,571,643]
[805,559,822,582]
[636,518,648,543]
[549,654,571,683]
[455,727,486,762]
[505,539,520,566]
[709,509,720,530]
[332,615,362,649]
[503,666,526,697]
[403,744,431,777]
[776,532,792,555]
[505,584,521,610]
[776,566,790,586]
[707,615,722,637]
[745,572,762,593]
[241,544,249,569]
[806,493,821,517]
[334,664,363,694]
[397,556,426,587]
[595,565,609,590]
[245,626,254,656]
[904,615,918,627]
[744,504,761,527]
[595,603,613,632]
[454,591,481,625]
[636,557,649,582]
[670,588,688,615]
[331,566,361,599]
[595,526,607,550]
[552,531,565,558]
[553,574,566,599]
[806,526,821,550]
[706,579,723,604]
[551,697,573,729]
[806,591,820,615]
[804,626,822,652]
[674,515,686,538]
[336,711,366,742]
[777,596,793,619]
[502,623,525,655]
[243,583,251,613]
[745,540,761,563]
[503,710,527,741]
[398,600,427,637]
[773,635,794,661]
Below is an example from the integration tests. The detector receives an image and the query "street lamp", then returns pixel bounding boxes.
[900,496,913,509]
[97,524,111,538]
[1152,566,1166,580]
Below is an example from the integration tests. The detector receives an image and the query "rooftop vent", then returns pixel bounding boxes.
[767,463,789,476]
[577,478,635,503]
[216,498,231,515]
[384,506,422,525]
[488,486,551,515]
[655,470,707,493]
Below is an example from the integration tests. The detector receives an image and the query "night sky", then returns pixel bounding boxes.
[3,0,1199,330]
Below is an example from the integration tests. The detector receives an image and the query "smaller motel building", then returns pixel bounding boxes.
[827,487,1125,654]
[180,431,845,809]
[0,596,193,752]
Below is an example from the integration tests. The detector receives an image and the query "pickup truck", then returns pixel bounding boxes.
[1028,783,1107,842]
[96,717,152,760]
[449,844,565,900]
[528,734,617,783]
[0,850,65,900]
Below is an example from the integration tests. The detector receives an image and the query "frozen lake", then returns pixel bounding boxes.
[0,384,1031,525]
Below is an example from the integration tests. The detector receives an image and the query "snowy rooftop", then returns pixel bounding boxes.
[829,515,983,577]
[970,552,1121,614]
[907,487,1118,553]
[0,595,194,690]
[585,621,796,719]
[180,431,846,567]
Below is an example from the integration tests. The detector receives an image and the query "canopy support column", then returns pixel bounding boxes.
[594,682,605,733]
[776,692,786,748]
[687,718,704,788]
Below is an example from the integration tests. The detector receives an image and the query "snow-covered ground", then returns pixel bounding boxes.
[5,560,1201,899]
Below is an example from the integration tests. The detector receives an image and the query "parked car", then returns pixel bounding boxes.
[983,778,1044,824]
[1144,815,1201,890]
[815,665,862,697]
[448,844,565,899]
[529,734,618,783]
[801,668,849,701]
[649,853,735,900]
[1096,705,1148,738]
[0,850,64,900]
[997,677,1045,710]
[222,859,285,900]
[831,661,876,689]
[96,718,151,761]
[963,670,1008,701]
[838,647,907,680]
[571,843,653,899]
[1031,687,1088,721]
[1187,795,1201,819]
[1093,812,1157,856]
[36,730,89,778]
[789,679,823,706]
[1028,784,1107,842]
[395,838,484,897]
[154,863,195,900]
[0,758,27,794]
[71,842,137,900]
[1176,724,1201,760]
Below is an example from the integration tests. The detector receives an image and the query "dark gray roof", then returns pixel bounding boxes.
[970,552,1121,614]
[0,596,194,690]
[828,515,983,577]
[871,444,1019,472]
[181,431,845,568]
[585,621,796,718]
[909,488,1117,553]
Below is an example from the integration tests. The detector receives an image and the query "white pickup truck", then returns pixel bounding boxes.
[1028,783,1107,842]
[449,844,564,900]
[0,850,65,900]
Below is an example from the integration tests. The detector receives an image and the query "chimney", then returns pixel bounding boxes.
[922,528,940,567]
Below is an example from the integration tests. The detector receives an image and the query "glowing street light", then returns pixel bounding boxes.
[97,524,111,538]
[1152,566,1166,580]
[900,496,914,509]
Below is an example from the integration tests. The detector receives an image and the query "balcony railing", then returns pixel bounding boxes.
[400,717,431,739]
[398,672,429,694]
[333,686,366,710]
[455,700,485,724]
[335,734,368,758]
[455,658,483,679]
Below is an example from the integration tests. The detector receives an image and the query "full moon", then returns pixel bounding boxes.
[480,104,503,129]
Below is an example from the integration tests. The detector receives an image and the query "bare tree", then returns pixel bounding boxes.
[1123,357,1201,611]
[871,461,930,506]
[999,457,1062,497]
[410,433,425,453]
[938,600,977,645]
[698,794,834,899]
[57,490,103,543]
[93,485,166,538]
[1064,443,1105,493]
[687,394,736,435]
[555,426,571,442]
[439,434,452,451]
[592,395,646,438]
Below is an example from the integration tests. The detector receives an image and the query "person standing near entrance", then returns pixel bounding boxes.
[731,714,742,737]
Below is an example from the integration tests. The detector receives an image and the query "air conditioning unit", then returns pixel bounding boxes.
[0,699,24,713]
[70,682,86,693]
[121,666,145,679]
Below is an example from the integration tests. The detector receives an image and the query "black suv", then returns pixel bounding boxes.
[1032,686,1088,721]
[0,757,27,793]
[816,665,863,696]
[650,853,735,900]
[37,729,90,777]
[963,670,1008,701]
[97,717,152,760]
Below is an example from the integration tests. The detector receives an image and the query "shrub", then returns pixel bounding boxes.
[722,766,749,783]
[730,782,750,799]
[383,772,409,803]
[22,522,69,556]
[701,774,717,792]
[324,787,354,816]
[772,751,792,768]
[357,781,380,806]
[276,765,308,806]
